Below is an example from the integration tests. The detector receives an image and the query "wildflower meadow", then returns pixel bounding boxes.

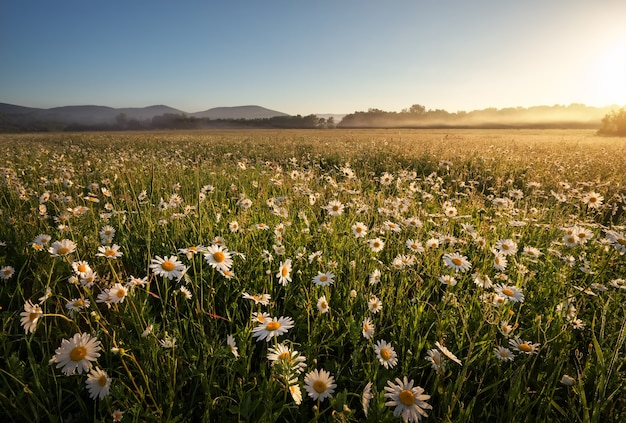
[1,129,625,422]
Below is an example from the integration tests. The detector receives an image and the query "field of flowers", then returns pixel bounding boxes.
[1,129,625,422]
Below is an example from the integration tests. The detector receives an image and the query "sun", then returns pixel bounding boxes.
[584,36,626,107]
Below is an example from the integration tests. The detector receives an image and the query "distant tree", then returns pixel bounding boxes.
[598,108,626,136]
[115,113,128,128]
[408,104,426,115]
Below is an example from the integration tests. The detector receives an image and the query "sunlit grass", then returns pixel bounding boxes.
[0,129,625,422]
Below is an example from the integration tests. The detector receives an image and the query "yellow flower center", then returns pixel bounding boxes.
[161,261,175,272]
[70,346,87,361]
[189,246,198,252]
[29,312,40,321]
[57,247,70,255]
[502,244,510,250]
[213,251,225,263]
[589,197,597,203]
[519,343,532,352]
[104,249,116,257]
[398,389,415,406]
[452,257,463,266]
[313,380,327,393]
[281,267,289,277]
[320,275,328,282]
[98,375,108,387]
[266,321,281,331]
[500,351,509,357]
[73,299,84,307]
[380,348,392,360]
[279,351,290,360]
[502,288,514,297]
[77,264,87,272]
[116,289,126,298]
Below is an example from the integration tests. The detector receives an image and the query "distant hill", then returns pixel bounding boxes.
[0,103,290,127]
[192,105,288,120]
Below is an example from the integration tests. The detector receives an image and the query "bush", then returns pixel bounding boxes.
[598,108,626,136]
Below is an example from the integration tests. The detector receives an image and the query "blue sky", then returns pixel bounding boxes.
[2,0,625,115]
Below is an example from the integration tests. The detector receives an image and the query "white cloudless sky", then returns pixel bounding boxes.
[1,0,625,115]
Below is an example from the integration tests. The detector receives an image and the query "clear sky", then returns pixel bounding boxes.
[2,0,625,115]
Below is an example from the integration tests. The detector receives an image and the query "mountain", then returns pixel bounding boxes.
[192,105,288,120]
[0,103,290,126]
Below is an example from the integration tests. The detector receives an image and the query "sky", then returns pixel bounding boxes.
[2,0,626,115]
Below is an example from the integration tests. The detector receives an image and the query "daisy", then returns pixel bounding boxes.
[0,265,15,280]
[435,341,462,366]
[79,269,98,288]
[493,252,508,271]
[204,244,233,273]
[442,252,472,273]
[267,343,307,373]
[178,245,205,260]
[178,286,193,300]
[352,221,368,238]
[252,316,294,342]
[276,259,292,286]
[368,295,383,314]
[99,225,116,241]
[228,221,240,233]
[362,381,373,417]
[581,191,603,209]
[48,239,77,257]
[494,284,525,303]
[369,269,382,285]
[325,200,345,216]
[128,275,148,287]
[425,237,440,249]
[149,255,187,280]
[406,239,424,254]
[160,336,176,349]
[20,300,43,334]
[227,334,239,359]
[50,332,101,376]
[112,409,124,421]
[96,244,123,259]
[251,311,271,324]
[368,238,385,253]
[508,338,540,355]
[71,261,92,277]
[605,230,626,254]
[362,317,375,340]
[379,172,394,185]
[493,346,515,362]
[65,297,90,316]
[312,271,335,287]
[304,368,336,402]
[472,272,492,289]
[384,376,432,422]
[439,275,457,287]
[374,340,398,369]
[426,348,444,371]
[85,367,111,400]
[242,292,271,306]
[522,246,543,259]
[317,295,330,313]
[495,239,518,256]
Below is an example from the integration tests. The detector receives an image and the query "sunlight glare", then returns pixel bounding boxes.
[586,37,626,107]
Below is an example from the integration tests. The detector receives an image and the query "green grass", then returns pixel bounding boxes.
[0,129,625,422]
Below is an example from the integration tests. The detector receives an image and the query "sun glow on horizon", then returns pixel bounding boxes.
[582,36,626,107]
